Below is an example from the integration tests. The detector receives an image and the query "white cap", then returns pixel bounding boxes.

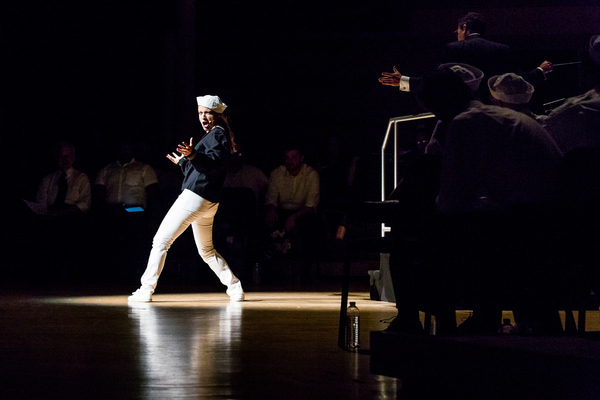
[590,35,600,65]
[488,73,534,104]
[196,95,227,113]
[439,63,484,92]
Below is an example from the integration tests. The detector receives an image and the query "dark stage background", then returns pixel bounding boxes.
[1,0,599,203]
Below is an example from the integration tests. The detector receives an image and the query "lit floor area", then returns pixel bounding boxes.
[0,283,401,399]
[2,281,600,399]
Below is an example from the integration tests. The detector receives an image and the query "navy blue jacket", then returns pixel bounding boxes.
[178,125,231,203]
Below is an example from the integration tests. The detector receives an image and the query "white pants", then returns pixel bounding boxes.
[139,189,243,296]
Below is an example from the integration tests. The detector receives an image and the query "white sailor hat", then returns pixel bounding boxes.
[488,73,534,104]
[196,95,227,113]
[439,63,484,92]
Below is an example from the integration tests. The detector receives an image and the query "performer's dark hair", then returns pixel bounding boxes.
[216,113,237,153]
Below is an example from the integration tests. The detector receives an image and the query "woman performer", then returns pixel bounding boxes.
[128,95,244,302]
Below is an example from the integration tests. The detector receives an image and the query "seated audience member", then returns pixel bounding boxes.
[539,35,600,153]
[93,139,160,280]
[488,72,540,121]
[223,141,268,210]
[94,139,159,213]
[387,68,563,335]
[264,143,320,281]
[25,141,92,280]
[30,141,91,217]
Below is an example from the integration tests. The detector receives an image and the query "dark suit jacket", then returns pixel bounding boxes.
[441,36,511,79]
[439,36,545,103]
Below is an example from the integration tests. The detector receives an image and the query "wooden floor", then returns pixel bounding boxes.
[2,278,600,399]
[0,280,402,400]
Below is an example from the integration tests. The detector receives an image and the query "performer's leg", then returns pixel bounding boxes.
[190,199,243,298]
[139,194,196,292]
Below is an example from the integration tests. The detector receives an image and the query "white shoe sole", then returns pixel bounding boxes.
[128,289,152,303]
[128,297,152,303]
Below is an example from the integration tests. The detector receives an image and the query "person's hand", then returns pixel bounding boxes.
[284,214,297,233]
[379,66,402,86]
[177,137,194,157]
[166,152,184,165]
[539,60,553,74]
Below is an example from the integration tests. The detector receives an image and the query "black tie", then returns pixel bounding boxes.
[54,172,67,207]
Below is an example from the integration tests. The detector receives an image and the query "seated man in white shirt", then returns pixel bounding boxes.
[264,143,320,281]
[31,141,91,217]
[26,141,92,280]
[94,140,159,213]
[93,139,160,279]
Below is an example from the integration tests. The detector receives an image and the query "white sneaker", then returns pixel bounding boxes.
[128,288,152,302]
[230,292,245,302]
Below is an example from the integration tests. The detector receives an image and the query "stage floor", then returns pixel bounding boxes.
[2,281,599,399]
[0,284,400,399]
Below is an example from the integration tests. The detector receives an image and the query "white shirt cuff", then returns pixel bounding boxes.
[537,67,547,80]
[399,76,411,92]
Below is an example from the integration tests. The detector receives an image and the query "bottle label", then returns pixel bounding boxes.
[346,316,360,349]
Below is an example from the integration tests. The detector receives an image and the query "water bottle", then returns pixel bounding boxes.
[498,318,516,335]
[345,302,360,350]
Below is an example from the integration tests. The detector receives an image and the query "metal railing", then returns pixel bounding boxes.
[380,112,435,237]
